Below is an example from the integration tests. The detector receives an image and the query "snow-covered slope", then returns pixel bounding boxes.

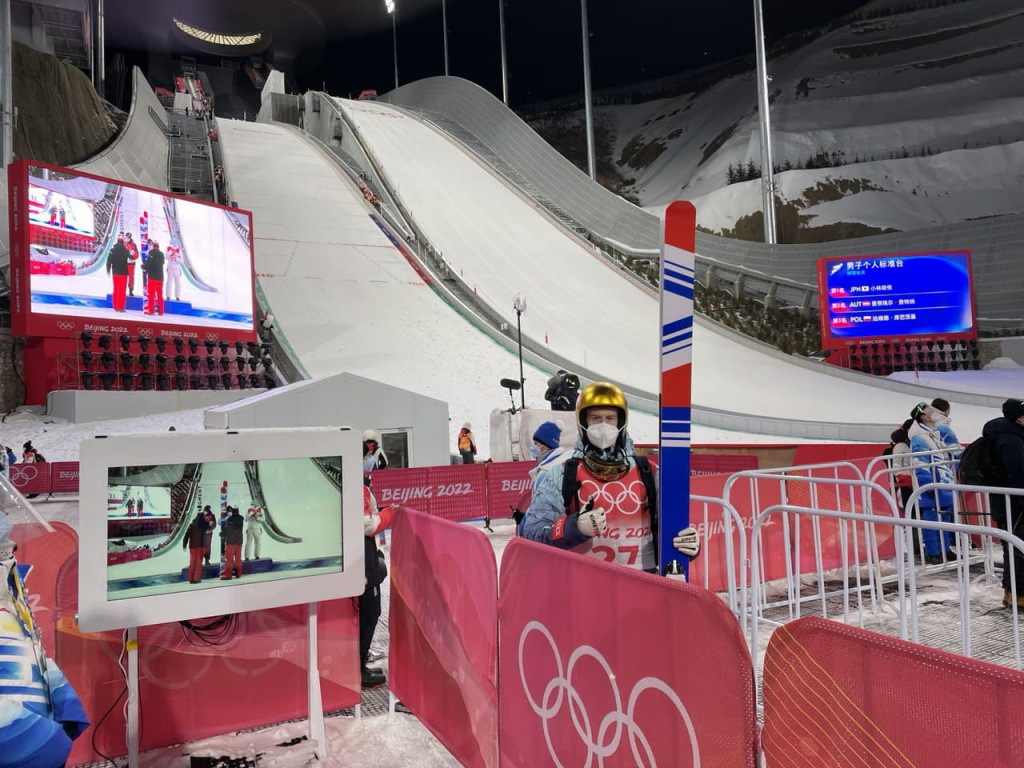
[590,0,1024,234]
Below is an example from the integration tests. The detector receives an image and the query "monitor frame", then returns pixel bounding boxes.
[78,427,363,633]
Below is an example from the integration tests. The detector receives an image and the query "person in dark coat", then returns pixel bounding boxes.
[202,506,216,565]
[106,236,131,312]
[183,511,214,583]
[982,399,1024,609]
[221,506,245,580]
[144,241,166,316]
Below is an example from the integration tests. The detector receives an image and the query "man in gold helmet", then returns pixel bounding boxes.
[521,381,700,574]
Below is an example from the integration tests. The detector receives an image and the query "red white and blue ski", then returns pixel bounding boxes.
[658,201,696,577]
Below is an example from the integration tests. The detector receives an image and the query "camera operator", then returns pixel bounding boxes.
[544,370,581,411]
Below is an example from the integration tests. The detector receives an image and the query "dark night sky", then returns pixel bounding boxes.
[308,0,871,106]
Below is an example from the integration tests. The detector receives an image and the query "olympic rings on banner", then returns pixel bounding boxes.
[56,321,75,331]
[518,620,700,768]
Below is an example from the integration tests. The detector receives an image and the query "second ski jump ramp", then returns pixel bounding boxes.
[336,98,1004,439]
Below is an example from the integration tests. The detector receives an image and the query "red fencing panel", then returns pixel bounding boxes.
[50,461,80,493]
[691,453,758,476]
[693,473,788,591]
[763,617,1024,768]
[9,462,51,495]
[486,461,534,520]
[390,507,499,768]
[371,465,488,522]
[499,539,757,768]
[792,443,886,466]
[43,531,359,766]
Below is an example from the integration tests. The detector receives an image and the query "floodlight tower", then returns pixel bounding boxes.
[386,0,399,90]
[752,0,778,243]
[580,0,596,180]
[498,0,509,104]
[442,0,449,76]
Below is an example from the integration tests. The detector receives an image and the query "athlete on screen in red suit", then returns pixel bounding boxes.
[106,234,131,312]
[124,232,139,297]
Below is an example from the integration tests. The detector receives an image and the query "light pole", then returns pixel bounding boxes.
[580,0,596,180]
[386,0,398,90]
[498,0,509,105]
[441,0,449,76]
[752,0,778,243]
[0,0,12,168]
[513,294,527,409]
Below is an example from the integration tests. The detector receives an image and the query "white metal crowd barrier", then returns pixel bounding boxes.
[691,495,747,632]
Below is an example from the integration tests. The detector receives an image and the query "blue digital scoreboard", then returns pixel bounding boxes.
[818,251,976,349]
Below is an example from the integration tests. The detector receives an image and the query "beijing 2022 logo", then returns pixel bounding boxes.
[518,621,700,767]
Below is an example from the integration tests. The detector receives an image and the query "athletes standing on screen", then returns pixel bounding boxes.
[106,235,131,313]
[222,506,245,580]
[124,232,139,297]
[245,504,263,560]
[202,506,216,565]
[184,510,216,584]
[144,240,165,316]
[165,245,183,302]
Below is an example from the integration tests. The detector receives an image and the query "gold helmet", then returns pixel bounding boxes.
[576,381,628,435]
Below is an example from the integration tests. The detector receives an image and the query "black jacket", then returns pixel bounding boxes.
[183,514,213,549]
[982,416,1024,519]
[144,248,165,281]
[107,242,130,276]
[224,512,244,545]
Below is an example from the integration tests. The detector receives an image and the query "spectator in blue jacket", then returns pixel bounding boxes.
[930,397,963,460]
[909,402,956,563]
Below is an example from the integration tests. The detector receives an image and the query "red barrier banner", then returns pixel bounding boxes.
[691,453,758,476]
[762,617,1024,768]
[371,464,488,522]
[692,473,788,591]
[391,508,499,768]
[786,458,898,572]
[49,461,80,493]
[9,462,51,495]
[499,539,757,768]
[28,526,361,766]
[486,461,534,520]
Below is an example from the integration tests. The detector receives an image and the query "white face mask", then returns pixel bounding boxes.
[586,422,620,450]
[529,444,541,459]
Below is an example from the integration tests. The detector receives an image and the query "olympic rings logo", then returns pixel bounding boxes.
[206,333,219,341]
[15,465,39,482]
[139,327,154,335]
[578,479,646,516]
[518,621,700,768]
[56,321,75,331]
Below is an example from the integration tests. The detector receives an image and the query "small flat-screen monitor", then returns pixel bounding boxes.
[7,159,257,342]
[79,428,363,632]
[817,250,977,349]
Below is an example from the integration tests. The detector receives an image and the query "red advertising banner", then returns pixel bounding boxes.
[9,462,51,495]
[371,464,488,522]
[49,461,81,493]
[13,526,361,766]
[691,453,758,476]
[498,539,757,768]
[486,461,534,520]
[694,472,788,591]
[762,617,1024,768]
[390,508,499,768]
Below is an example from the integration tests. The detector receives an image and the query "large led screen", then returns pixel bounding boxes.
[78,428,364,633]
[7,159,257,342]
[818,251,976,348]
[105,457,343,601]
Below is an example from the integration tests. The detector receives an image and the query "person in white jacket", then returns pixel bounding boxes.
[245,504,264,560]
[528,420,570,487]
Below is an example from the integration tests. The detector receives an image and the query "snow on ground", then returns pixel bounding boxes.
[126,713,461,768]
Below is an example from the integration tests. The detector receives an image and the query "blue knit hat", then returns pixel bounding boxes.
[533,421,561,450]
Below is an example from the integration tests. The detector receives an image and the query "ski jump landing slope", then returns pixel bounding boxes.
[214,119,553,443]
[337,98,1001,437]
